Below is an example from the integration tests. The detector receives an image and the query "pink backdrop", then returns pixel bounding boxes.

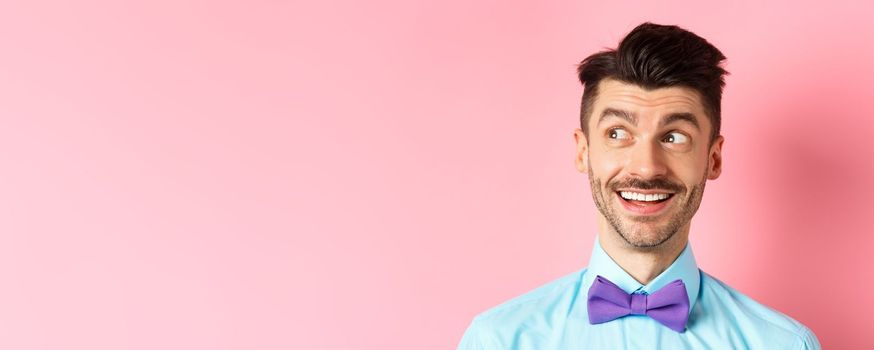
[1,0,872,349]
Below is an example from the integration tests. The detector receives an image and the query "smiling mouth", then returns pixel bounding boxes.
[617,191,674,204]
[614,190,675,215]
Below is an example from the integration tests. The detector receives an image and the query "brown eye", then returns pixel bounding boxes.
[662,132,689,144]
[608,128,630,140]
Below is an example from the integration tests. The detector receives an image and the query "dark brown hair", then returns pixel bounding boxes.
[577,22,728,144]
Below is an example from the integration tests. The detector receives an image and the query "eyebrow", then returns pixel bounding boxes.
[597,108,700,130]
[598,108,637,127]
[661,112,700,130]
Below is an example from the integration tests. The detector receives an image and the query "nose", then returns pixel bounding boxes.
[626,139,668,179]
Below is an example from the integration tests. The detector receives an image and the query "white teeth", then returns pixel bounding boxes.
[620,191,670,202]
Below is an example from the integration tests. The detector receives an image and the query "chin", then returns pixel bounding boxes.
[616,223,677,248]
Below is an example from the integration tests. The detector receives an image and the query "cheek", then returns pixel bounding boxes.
[588,153,623,177]
[667,155,709,185]
[588,147,627,177]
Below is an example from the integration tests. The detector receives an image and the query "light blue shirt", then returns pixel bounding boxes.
[458,237,820,349]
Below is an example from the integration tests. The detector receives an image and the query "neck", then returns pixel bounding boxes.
[597,220,690,286]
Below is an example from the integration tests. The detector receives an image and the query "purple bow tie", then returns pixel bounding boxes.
[587,275,690,332]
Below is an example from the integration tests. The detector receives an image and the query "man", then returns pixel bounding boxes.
[458,22,820,349]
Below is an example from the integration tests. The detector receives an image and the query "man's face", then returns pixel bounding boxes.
[574,78,724,248]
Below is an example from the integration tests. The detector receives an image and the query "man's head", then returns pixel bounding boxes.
[573,22,728,248]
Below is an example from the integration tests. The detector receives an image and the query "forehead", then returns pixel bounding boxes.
[592,78,707,127]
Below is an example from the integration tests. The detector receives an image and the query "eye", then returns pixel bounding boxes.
[662,131,689,144]
[608,128,630,140]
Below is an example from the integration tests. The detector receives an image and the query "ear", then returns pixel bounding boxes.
[573,128,589,174]
[707,135,724,180]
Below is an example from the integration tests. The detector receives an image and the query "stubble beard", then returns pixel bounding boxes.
[588,167,707,248]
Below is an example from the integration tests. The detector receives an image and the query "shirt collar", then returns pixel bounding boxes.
[581,235,701,313]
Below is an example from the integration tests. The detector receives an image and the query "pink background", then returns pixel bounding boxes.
[1,0,872,349]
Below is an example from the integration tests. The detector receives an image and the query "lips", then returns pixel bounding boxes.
[615,191,674,215]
